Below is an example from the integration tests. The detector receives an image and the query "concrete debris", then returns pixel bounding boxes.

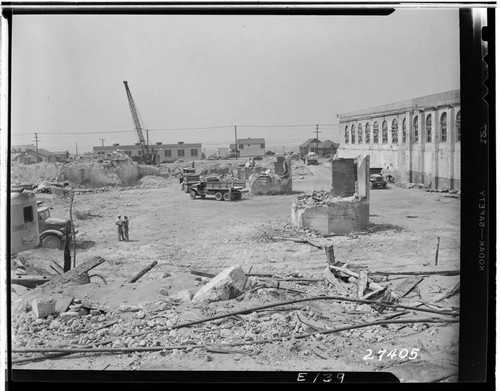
[192,265,247,303]
[294,190,357,208]
[31,297,56,319]
[176,289,194,302]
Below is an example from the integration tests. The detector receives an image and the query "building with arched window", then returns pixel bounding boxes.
[336,90,460,189]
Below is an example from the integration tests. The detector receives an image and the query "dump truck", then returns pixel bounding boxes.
[179,167,201,193]
[188,178,247,201]
[11,189,40,255]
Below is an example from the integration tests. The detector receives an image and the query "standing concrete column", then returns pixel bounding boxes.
[405,110,412,183]
[448,107,455,190]
[433,109,440,190]
[418,110,426,185]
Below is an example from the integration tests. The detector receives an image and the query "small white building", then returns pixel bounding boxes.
[230,138,265,158]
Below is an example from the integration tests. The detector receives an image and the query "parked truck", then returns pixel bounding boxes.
[37,202,74,249]
[188,178,247,201]
[369,168,388,189]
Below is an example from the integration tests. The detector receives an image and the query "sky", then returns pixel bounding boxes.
[10,8,460,155]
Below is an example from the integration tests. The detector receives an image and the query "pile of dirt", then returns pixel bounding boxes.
[138,175,170,188]
[292,165,313,177]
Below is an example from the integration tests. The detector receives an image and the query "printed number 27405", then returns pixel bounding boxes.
[363,348,419,361]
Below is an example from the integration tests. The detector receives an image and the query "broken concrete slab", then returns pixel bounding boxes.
[291,197,369,235]
[31,297,56,318]
[192,265,247,303]
[59,311,81,322]
[176,289,193,302]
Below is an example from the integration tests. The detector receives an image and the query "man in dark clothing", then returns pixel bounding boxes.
[116,215,125,241]
[122,216,130,242]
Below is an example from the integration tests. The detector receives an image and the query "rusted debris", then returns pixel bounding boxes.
[329,265,389,297]
[50,260,65,275]
[370,269,460,276]
[435,237,440,266]
[128,261,158,283]
[11,275,52,289]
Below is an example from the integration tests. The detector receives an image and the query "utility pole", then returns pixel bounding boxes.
[100,138,106,147]
[234,125,238,160]
[33,132,39,177]
[313,124,321,154]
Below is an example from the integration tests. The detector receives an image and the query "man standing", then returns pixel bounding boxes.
[116,215,125,241]
[122,216,130,242]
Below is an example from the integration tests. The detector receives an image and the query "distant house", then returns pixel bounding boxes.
[298,138,321,156]
[11,145,68,164]
[11,148,57,164]
[317,140,339,157]
[298,138,339,157]
[230,138,265,158]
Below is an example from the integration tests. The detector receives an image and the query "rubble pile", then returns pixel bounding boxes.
[294,191,358,208]
[11,255,459,369]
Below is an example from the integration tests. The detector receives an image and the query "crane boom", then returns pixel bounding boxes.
[123,81,149,161]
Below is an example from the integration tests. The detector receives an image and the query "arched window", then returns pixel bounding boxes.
[344,125,349,144]
[413,116,419,142]
[426,114,432,142]
[440,112,447,142]
[456,111,461,142]
[391,119,398,144]
[351,125,355,144]
[358,123,363,144]
[382,121,388,143]
[373,122,379,144]
[365,123,370,144]
[402,118,407,144]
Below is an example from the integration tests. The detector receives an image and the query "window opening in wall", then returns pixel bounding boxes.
[413,116,419,142]
[23,206,33,223]
[382,121,388,143]
[165,150,171,157]
[391,119,398,144]
[358,123,363,144]
[373,122,379,144]
[440,112,447,142]
[178,149,185,157]
[456,111,461,142]
[402,118,407,143]
[426,114,432,142]
[351,125,355,144]
[365,123,370,144]
[191,149,198,157]
[344,126,349,144]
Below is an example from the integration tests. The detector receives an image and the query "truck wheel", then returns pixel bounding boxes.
[223,192,231,201]
[42,235,61,249]
[200,195,206,199]
[190,191,197,199]
[215,192,223,201]
[234,191,242,200]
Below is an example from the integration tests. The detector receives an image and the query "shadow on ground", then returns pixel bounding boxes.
[368,223,405,233]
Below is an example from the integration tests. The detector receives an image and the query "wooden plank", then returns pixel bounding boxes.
[322,267,348,296]
[392,276,424,299]
[370,270,459,276]
[11,275,52,289]
[34,256,105,293]
[357,270,368,299]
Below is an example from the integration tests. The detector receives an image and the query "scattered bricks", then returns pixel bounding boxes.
[192,265,247,304]
[60,311,81,322]
[31,297,56,318]
[176,289,193,302]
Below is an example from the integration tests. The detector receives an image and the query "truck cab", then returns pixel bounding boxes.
[37,205,73,249]
[369,168,388,189]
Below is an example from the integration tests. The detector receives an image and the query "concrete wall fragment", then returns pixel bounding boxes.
[192,265,247,303]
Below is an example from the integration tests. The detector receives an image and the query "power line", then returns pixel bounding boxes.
[12,123,340,137]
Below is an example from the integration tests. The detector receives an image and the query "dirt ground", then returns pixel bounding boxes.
[10,158,460,383]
